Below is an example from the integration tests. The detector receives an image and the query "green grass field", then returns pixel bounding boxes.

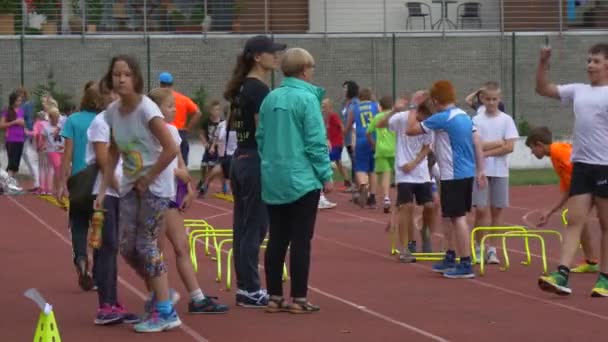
[191,167,558,187]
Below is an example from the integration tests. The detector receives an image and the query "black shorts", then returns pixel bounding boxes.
[397,182,433,206]
[440,178,474,218]
[570,162,608,199]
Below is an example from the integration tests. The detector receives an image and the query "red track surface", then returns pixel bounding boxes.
[2,184,606,341]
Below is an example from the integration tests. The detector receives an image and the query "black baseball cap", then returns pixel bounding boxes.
[243,35,286,55]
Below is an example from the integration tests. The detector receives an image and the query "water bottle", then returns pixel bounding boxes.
[89,210,105,249]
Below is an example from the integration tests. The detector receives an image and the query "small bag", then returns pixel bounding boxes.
[67,163,98,212]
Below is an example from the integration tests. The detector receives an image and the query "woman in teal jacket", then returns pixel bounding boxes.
[256,47,333,313]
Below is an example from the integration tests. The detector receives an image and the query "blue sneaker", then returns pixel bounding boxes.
[236,289,269,308]
[222,182,229,194]
[143,289,180,319]
[134,310,181,333]
[432,255,456,273]
[443,262,475,279]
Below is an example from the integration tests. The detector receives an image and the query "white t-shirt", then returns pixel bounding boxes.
[389,111,433,183]
[216,121,237,157]
[472,109,519,177]
[104,96,175,198]
[558,83,608,165]
[85,113,123,198]
[161,123,182,201]
[43,123,65,153]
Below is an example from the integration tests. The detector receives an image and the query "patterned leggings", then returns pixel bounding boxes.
[120,190,170,278]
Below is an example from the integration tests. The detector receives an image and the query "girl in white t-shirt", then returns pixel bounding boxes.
[202,109,237,195]
[85,80,138,326]
[147,88,228,314]
[95,55,181,333]
[43,107,65,196]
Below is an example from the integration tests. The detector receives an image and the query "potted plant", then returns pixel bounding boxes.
[86,0,103,32]
[168,9,185,32]
[232,0,245,32]
[33,0,60,34]
[0,0,17,35]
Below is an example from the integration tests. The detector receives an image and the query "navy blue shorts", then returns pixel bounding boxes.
[354,143,374,173]
[329,146,343,162]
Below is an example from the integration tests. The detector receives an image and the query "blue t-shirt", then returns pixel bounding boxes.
[421,107,475,180]
[353,100,378,145]
[21,101,35,131]
[60,111,96,175]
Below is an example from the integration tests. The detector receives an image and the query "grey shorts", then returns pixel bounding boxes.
[472,176,509,208]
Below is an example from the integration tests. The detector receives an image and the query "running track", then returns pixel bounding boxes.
[1,185,606,341]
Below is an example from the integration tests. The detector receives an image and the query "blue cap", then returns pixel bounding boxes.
[159,72,173,84]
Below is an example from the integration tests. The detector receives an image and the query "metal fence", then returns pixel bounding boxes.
[0,1,607,35]
[0,31,603,137]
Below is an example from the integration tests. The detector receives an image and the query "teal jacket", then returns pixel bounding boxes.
[256,77,333,205]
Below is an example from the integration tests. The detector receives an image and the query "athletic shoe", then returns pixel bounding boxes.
[383,199,391,214]
[408,241,417,254]
[76,259,94,291]
[143,289,181,318]
[591,274,608,297]
[94,304,122,325]
[486,247,500,265]
[358,187,369,208]
[318,196,337,210]
[134,310,181,333]
[188,296,230,314]
[222,182,229,194]
[366,194,377,209]
[236,289,269,308]
[343,184,356,193]
[432,255,456,273]
[571,262,599,273]
[538,271,572,295]
[113,303,140,324]
[443,262,475,279]
[397,250,416,263]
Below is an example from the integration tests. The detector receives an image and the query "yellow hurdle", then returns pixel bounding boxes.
[479,233,548,276]
[471,226,530,264]
[190,230,232,273]
[500,230,561,270]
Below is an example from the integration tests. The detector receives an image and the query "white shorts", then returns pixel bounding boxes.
[472,176,509,208]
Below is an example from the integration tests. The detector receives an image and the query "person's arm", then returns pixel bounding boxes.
[174,149,192,184]
[402,144,431,172]
[482,140,505,151]
[366,117,376,149]
[535,47,560,99]
[185,98,203,132]
[465,88,482,109]
[136,117,179,192]
[95,137,120,209]
[0,116,22,129]
[473,131,487,188]
[484,138,516,157]
[538,191,569,226]
[376,97,408,129]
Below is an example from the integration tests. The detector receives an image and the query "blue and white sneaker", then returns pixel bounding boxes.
[143,289,180,319]
[432,255,456,273]
[236,289,269,308]
[443,262,475,279]
[134,310,182,333]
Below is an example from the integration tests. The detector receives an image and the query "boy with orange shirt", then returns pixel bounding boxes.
[525,126,598,273]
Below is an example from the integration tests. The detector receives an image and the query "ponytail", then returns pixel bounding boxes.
[223,53,255,102]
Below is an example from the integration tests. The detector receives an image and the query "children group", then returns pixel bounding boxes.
[1,37,607,334]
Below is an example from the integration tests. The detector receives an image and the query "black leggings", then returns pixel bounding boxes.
[265,190,321,298]
[5,141,24,173]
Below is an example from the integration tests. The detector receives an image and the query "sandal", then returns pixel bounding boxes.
[265,296,288,313]
[288,299,320,314]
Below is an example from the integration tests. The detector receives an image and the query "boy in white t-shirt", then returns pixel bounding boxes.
[376,91,434,262]
[471,84,519,264]
[536,43,608,297]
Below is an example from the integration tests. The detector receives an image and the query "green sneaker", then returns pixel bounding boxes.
[538,271,572,295]
[571,262,599,273]
[591,274,608,298]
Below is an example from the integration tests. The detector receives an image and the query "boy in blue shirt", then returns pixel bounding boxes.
[346,88,378,208]
[406,81,487,278]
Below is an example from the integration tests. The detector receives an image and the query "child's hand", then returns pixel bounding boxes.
[402,161,416,173]
[537,210,552,227]
[94,193,106,211]
[135,175,152,194]
[174,168,191,183]
[476,171,488,189]
[180,192,194,212]
[539,47,552,64]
